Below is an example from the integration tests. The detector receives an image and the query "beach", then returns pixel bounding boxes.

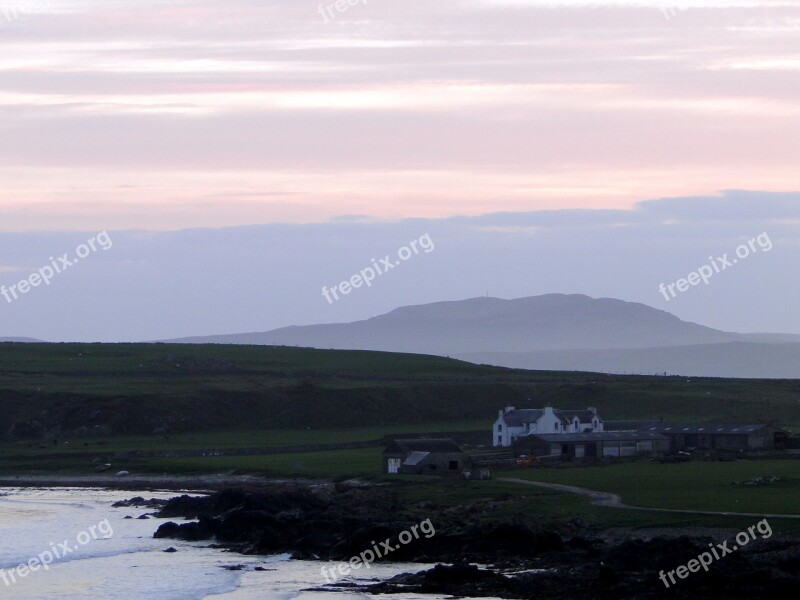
[0,484,497,600]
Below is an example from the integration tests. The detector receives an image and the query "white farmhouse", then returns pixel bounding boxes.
[493,406,603,447]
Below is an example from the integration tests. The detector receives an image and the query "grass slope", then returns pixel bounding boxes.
[504,460,800,515]
[1,342,800,440]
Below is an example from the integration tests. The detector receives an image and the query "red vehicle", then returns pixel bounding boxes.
[516,454,539,467]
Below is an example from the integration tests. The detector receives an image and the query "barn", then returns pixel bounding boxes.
[383,438,469,475]
[648,424,790,451]
[514,431,669,459]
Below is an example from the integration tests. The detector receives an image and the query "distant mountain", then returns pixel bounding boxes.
[163,294,800,378]
[0,337,45,343]
[167,294,742,352]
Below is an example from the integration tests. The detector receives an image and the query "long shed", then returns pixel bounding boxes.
[514,431,669,458]
[647,424,789,451]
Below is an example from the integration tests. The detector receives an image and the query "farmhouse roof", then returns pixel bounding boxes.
[502,408,602,426]
[557,410,599,424]
[501,409,544,426]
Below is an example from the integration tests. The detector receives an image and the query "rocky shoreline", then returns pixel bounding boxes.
[128,483,800,599]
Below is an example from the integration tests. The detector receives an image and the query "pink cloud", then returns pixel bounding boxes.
[0,0,797,230]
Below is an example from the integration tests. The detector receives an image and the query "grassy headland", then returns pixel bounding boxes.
[2,342,800,532]
[2,342,799,437]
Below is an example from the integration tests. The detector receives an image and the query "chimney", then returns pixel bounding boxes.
[543,406,554,416]
[498,409,504,419]
[588,407,597,415]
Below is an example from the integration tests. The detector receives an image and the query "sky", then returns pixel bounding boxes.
[0,0,798,341]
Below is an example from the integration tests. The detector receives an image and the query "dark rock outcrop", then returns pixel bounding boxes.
[149,485,800,599]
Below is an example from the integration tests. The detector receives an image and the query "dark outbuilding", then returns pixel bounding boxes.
[514,431,669,459]
[383,438,469,475]
[647,424,790,451]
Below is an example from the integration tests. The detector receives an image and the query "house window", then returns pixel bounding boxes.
[497,424,502,432]
[554,422,559,431]
[497,435,502,444]
[448,460,458,470]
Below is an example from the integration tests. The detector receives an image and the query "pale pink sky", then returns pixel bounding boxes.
[0,0,798,231]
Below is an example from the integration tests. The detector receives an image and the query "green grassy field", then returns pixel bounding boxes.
[0,343,541,435]
[391,478,800,533]
[129,447,386,477]
[0,420,489,457]
[1,342,799,440]
[501,459,800,515]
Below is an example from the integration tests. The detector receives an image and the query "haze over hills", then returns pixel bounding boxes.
[163,294,800,378]
[458,343,800,380]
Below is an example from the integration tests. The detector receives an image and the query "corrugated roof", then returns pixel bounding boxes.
[403,451,430,466]
[605,420,662,431]
[648,424,775,435]
[523,431,668,443]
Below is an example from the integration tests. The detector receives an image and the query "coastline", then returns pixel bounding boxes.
[142,482,800,599]
[3,476,800,598]
[0,474,317,493]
